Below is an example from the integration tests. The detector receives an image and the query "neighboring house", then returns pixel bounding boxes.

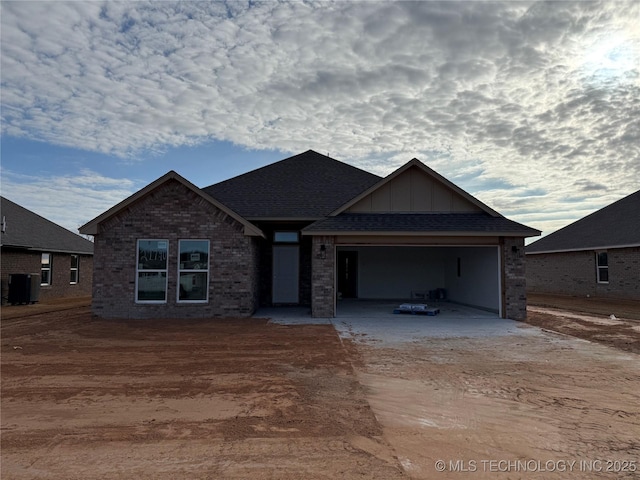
[1,196,94,304]
[527,190,640,300]
[80,150,540,320]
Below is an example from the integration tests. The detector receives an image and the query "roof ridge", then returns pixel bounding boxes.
[205,150,380,189]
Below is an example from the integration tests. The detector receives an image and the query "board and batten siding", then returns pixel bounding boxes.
[347,166,483,213]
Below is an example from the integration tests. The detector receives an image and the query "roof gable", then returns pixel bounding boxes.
[527,189,640,253]
[1,196,94,254]
[332,159,500,217]
[203,150,381,219]
[79,171,264,237]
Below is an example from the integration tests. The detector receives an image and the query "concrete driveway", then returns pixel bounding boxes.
[334,300,536,345]
[261,300,640,479]
[261,300,538,344]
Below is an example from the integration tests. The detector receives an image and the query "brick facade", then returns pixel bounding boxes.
[527,247,640,300]
[91,180,258,319]
[311,235,335,317]
[86,177,533,320]
[1,249,92,304]
[501,237,527,321]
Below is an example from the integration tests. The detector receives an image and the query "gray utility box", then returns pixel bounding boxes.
[8,274,40,305]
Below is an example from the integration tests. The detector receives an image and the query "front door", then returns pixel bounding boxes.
[272,245,299,303]
[337,251,358,298]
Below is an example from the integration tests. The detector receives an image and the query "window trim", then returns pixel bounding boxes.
[596,250,609,284]
[70,254,79,285]
[41,253,52,286]
[136,239,169,304]
[177,239,210,304]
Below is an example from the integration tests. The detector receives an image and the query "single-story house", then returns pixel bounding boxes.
[80,150,540,320]
[527,190,640,300]
[1,196,94,304]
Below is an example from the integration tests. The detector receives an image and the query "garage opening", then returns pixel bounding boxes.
[336,246,501,315]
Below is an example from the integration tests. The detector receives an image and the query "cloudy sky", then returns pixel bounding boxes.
[1,1,638,240]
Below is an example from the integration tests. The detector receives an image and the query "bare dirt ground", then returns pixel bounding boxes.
[2,298,639,479]
[527,293,640,354]
[2,306,403,479]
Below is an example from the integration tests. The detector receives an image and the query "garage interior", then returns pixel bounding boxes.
[336,245,501,316]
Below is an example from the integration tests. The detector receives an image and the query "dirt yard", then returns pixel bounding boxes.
[2,300,639,479]
[1,307,402,479]
[527,293,640,354]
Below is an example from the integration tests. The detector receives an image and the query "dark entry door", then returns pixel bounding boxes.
[337,251,358,298]
[273,245,299,303]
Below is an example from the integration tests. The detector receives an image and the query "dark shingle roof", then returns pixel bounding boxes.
[527,190,640,253]
[1,197,94,254]
[203,150,381,219]
[302,213,540,236]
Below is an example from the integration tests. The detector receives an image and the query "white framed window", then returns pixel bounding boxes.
[70,255,79,284]
[178,240,210,303]
[596,251,609,283]
[41,253,52,286]
[136,239,168,303]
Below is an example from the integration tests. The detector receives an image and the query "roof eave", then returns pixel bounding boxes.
[302,230,539,237]
[1,244,93,255]
[527,242,640,255]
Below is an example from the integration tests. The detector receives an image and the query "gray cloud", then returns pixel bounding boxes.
[1,0,639,236]
[0,169,140,233]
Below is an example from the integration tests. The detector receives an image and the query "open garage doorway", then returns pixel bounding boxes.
[335,245,501,316]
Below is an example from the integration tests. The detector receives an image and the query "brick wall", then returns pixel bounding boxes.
[527,247,640,300]
[1,249,92,304]
[502,237,527,321]
[311,235,335,317]
[92,180,258,319]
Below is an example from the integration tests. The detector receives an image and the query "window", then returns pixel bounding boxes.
[596,251,609,283]
[70,255,79,284]
[274,231,299,243]
[136,240,168,302]
[41,253,52,286]
[178,240,209,302]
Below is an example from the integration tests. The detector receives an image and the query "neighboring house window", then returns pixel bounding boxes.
[136,240,168,302]
[41,253,52,286]
[596,251,609,283]
[274,231,299,243]
[70,255,79,284]
[178,240,210,303]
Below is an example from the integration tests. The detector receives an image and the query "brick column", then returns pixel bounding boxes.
[311,235,335,318]
[502,237,527,320]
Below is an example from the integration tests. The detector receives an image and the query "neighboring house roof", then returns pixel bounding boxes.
[302,213,540,237]
[1,196,94,255]
[79,171,264,237]
[203,150,381,220]
[527,189,640,254]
